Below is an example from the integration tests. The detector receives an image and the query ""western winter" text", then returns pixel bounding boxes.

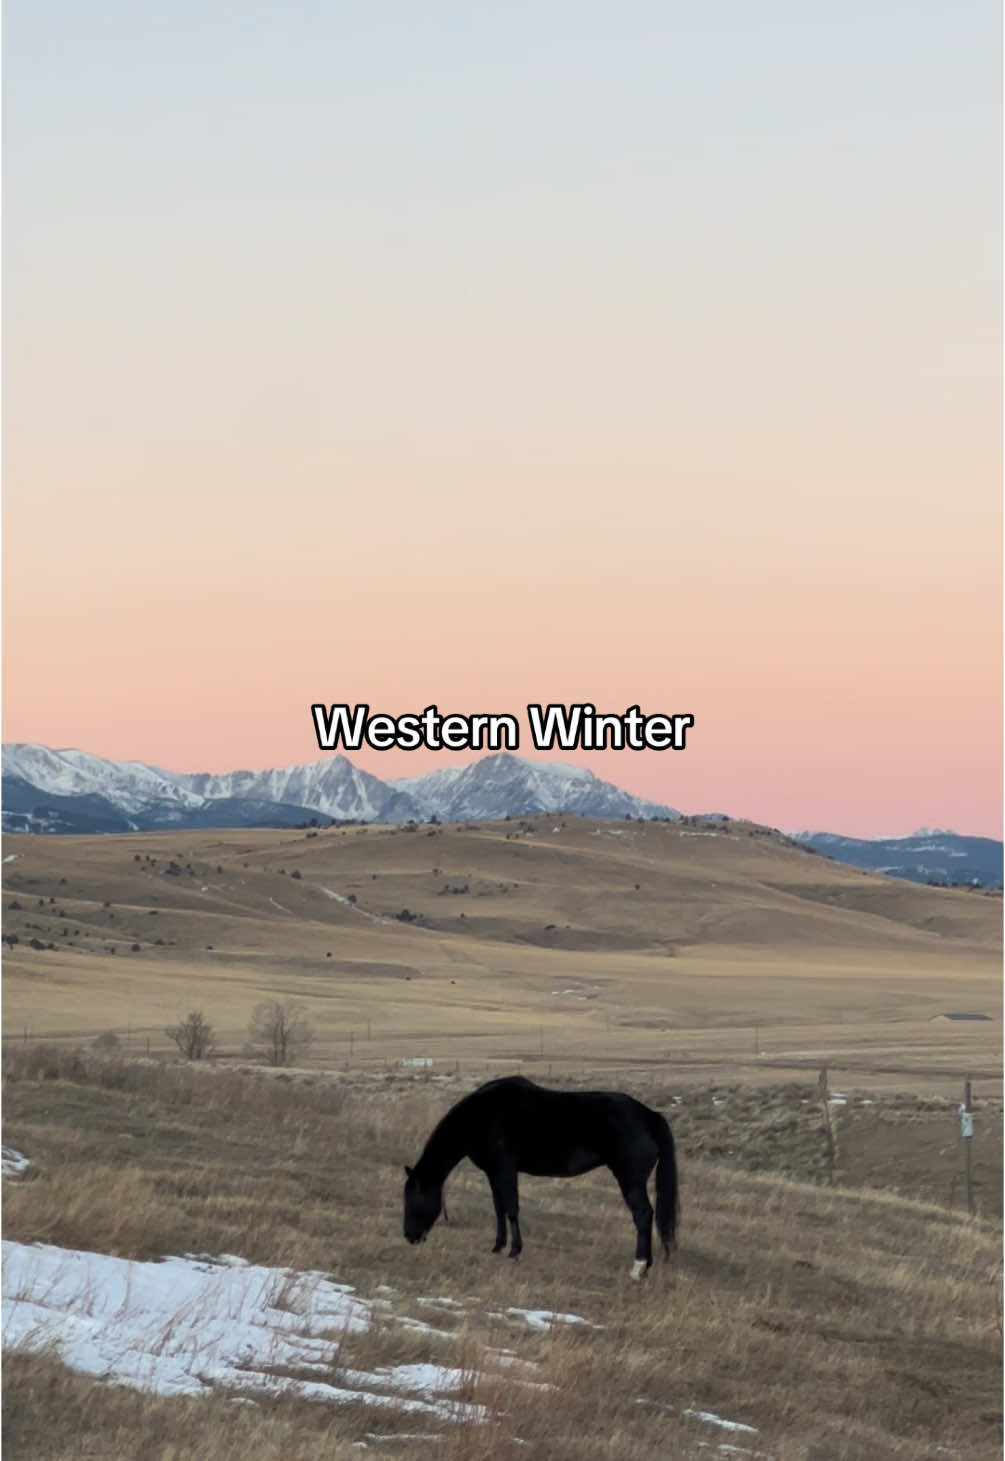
[311,704,694,753]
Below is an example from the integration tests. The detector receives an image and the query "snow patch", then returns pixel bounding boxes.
[1,1148,29,1177]
[1,1243,485,1420]
[637,1398,763,1448]
[392,1316,454,1338]
[321,888,394,926]
[494,1306,602,1332]
[684,1408,759,1435]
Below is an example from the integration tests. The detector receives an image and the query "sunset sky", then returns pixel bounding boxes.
[4,2,1001,836]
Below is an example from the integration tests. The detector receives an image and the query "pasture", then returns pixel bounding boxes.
[2,817,1002,1457]
[1,816,1000,1091]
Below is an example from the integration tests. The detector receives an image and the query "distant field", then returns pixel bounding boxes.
[2,817,1000,1098]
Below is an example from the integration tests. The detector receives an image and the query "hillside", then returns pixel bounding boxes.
[4,819,1002,1458]
[3,1050,1002,1460]
[2,816,999,1097]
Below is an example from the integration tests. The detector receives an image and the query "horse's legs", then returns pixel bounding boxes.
[615,1171,654,1279]
[496,1166,523,1259]
[488,1175,507,1254]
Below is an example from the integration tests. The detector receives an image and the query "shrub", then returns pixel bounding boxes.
[246,999,314,1068]
[165,1011,216,1060]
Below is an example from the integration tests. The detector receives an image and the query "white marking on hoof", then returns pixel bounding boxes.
[630,1260,648,1281]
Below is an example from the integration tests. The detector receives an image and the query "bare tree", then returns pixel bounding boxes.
[247,999,314,1067]
[166,1010,216,1060]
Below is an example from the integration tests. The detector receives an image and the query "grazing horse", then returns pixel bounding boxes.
[403,1075,678,1278]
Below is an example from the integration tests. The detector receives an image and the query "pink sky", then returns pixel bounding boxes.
[4,4,1001,837]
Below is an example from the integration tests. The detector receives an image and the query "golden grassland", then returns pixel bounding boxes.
[1,817,1000,1093]
[2,1049,1002,1461]
[2,818,1002,1458]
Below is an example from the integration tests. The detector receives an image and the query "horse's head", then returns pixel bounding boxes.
[403,1165,442,1244]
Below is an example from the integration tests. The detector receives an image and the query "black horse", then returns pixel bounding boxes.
[403,1075,678,1278]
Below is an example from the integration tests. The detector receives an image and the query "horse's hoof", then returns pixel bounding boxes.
[508,1252,521,1261]
[630,1260,649,1281]
[492,1245,505,1255]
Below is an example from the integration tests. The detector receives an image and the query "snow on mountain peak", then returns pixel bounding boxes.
[2,744,678,831]
[389,752,675,822]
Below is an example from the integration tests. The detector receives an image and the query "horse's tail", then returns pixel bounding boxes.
[650,1110,679,1257]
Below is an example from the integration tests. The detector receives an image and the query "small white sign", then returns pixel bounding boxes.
[959,1106,974,1139]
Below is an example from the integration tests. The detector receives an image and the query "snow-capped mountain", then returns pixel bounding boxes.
[4,744,998,890]
[790,829,1003,889]
[3,744,204,817]
[177,759,416,824]
[1,745,413,832]
[0,744,676,833]
[392,753,679,822]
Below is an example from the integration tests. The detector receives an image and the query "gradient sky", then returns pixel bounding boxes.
[3,2,1001,836]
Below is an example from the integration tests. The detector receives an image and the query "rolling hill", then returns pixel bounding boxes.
[2,813,999,1094]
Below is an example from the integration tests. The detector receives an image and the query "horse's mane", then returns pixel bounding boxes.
[417,1077,536,1175]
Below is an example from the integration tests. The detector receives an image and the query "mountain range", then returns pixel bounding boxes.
[1,744,678,835]
[2,743,1000,888]
[791,829,1003,890]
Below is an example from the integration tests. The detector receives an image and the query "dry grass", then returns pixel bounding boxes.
[3,825,1001,1455]
[3,1048,1002,1460]
[2,820,1000,1098]
[1,1349,382,1460]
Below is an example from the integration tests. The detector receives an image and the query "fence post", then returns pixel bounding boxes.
[961,1076,975,1216]
[818,1065,836,1186]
